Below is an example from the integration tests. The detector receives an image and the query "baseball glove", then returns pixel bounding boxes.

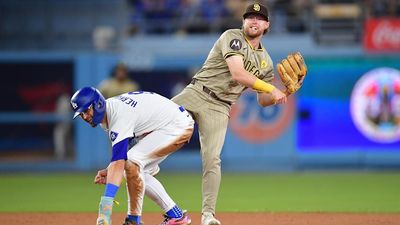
[276,52,307,94]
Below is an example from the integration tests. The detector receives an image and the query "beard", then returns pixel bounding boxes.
[244,26,263,39]
[84,118,97,127]
[89,120,99,127]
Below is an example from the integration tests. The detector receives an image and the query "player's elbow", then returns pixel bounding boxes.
[230,71,241,82]
[231,70,249,85]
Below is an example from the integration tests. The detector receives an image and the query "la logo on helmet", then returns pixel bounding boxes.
[71,101,78,109]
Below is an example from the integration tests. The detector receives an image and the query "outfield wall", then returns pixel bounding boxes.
[1,35,400,172]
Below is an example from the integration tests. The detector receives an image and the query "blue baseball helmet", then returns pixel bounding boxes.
[70,86,106,126]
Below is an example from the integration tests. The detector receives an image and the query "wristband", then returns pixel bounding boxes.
[104,183,119,198]
[252,78,276,93]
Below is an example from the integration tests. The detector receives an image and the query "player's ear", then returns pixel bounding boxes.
[263,21,270,34]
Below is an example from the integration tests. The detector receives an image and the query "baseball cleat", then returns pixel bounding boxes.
[201,212,221,225]
[158,210,191,225]
[121,218,144,225]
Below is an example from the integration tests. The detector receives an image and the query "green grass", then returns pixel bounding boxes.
[0,172,399,213]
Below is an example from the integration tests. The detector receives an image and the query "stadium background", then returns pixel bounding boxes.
[0,0,399,224]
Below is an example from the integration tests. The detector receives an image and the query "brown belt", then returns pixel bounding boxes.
[190,79,231,105]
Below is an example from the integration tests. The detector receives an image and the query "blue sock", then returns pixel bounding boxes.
[166,205,183,219]
[127,215,141,224]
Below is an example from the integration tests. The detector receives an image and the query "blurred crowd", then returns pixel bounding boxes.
[126,0,400,35]
[0,0,398,51]
[365,0,400,18]
[126,0,312,34]
[2,0,399,50]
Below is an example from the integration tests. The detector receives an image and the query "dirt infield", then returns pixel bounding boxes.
[2,212,400,225]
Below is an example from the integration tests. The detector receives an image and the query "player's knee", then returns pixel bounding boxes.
[125,160,141,178]
[177,128,194,145]
[202,154,221,170]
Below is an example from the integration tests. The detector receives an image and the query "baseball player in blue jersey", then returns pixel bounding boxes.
[70,87,193,225]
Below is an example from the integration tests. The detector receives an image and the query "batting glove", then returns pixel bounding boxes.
[97,196,114,225]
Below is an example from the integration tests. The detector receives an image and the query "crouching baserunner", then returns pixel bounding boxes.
[71,87,193,225]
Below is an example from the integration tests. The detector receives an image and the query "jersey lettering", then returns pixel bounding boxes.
[118,96,138,107]
[243,59,260,77]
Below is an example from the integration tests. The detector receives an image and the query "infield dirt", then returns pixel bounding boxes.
[1,212,400,225]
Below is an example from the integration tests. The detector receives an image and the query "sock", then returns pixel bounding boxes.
[144,173,176,211]
[166,205,183,219]
[127,215,141,224]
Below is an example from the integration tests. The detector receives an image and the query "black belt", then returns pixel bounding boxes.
[190,79,231,105]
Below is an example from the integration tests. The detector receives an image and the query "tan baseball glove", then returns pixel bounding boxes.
[276,52,307,94]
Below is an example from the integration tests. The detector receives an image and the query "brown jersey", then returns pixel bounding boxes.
[193,29,274,105]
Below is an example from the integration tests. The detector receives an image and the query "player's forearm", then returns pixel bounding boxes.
[231,68,253,86]
[232,70,276,93]
[106,160,125,186]
[227,55,277,93]
[98,160,124,225]
[252,78,276,93]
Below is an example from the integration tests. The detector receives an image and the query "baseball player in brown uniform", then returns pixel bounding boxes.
[172,3,287,225]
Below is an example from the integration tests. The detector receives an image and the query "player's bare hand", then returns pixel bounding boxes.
[94,168,108,184]
[271,88,287,104]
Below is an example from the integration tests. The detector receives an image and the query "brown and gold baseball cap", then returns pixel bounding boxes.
[243,3,269,21]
